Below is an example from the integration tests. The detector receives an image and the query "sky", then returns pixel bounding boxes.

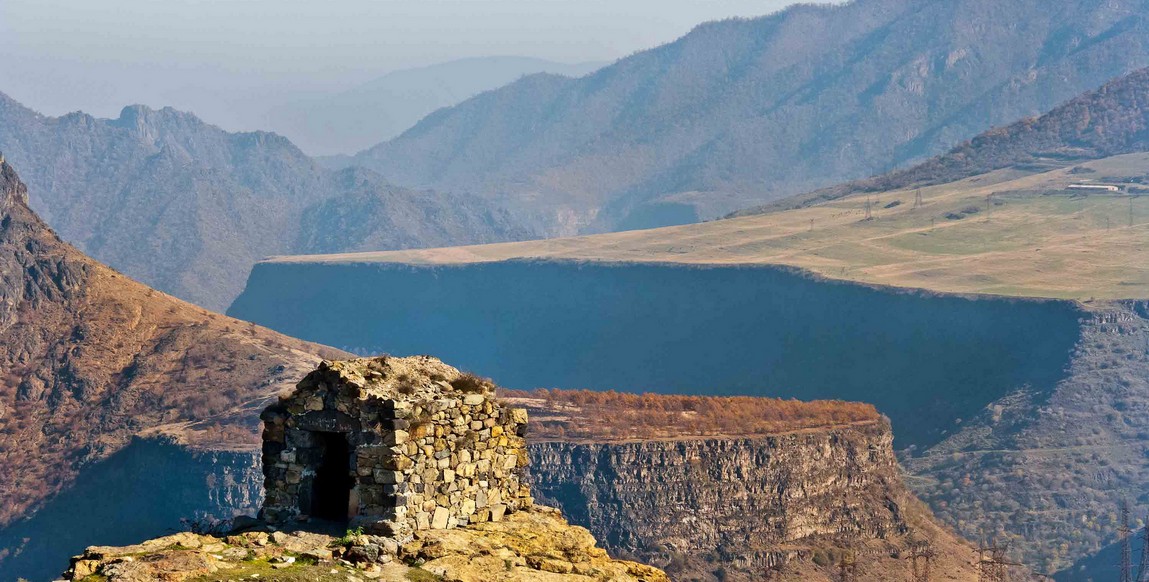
[0,0,820,131]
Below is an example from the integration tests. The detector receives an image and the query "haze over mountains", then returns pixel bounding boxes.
[5,0,1149,314]
[268,56,605,156]
[346,0,1149,236]
[0,94,528,311]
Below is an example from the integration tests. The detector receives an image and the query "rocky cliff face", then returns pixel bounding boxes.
[529,422,920,580]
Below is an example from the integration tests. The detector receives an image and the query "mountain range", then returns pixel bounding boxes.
[0,94,528,310]
[345,0,1149,236]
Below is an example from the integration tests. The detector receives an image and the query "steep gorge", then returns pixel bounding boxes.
[0,437,262,582]
[229,257,1144,572]
[230,260,1082,451]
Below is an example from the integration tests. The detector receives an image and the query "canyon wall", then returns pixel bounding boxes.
[229,257,1149,572]
[527,420,945,580]
[230,260,1082,450]
[0,437,261,582]
[2,422,977,582]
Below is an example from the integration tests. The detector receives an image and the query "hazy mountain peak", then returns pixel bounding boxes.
[0,93,532,310]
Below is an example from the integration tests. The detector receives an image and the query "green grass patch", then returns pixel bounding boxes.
[406,568,445,582]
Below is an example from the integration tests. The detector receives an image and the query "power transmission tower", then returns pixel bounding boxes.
[1122,500,1134,582]
[977,543,1015,582]
[838,548,858,582]
[913,189,923,210]
[1132,196,1136,228]
[1137,513,1149,582]
[906,539,935,582]
[864,197,873,220]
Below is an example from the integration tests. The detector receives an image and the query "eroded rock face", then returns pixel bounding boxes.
[532,422,903,563]
[528,420,951,580]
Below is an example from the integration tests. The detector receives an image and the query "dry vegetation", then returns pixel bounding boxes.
[499,389,879,442]
[289,151,1149,300]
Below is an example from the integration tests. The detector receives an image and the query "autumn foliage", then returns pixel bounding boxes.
[498,388,880,442]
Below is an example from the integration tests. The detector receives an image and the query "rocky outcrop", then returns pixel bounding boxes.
[64,506,668,582]
[530,422,905,575]
[61,358,669,582]
[517,399,984,582]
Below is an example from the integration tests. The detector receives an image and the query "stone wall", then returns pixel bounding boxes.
[260,357,531,536]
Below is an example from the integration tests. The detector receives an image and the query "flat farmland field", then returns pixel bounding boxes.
[271,152,1149,300]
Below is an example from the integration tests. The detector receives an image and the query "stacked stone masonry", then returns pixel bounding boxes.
[259,356,532,536]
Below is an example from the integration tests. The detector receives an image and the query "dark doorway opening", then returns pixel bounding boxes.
[310,432,352,523]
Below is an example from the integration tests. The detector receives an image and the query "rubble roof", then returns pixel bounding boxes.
[295,355,495,402]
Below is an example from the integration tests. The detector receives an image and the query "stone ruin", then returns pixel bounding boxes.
[259,355,532,536]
